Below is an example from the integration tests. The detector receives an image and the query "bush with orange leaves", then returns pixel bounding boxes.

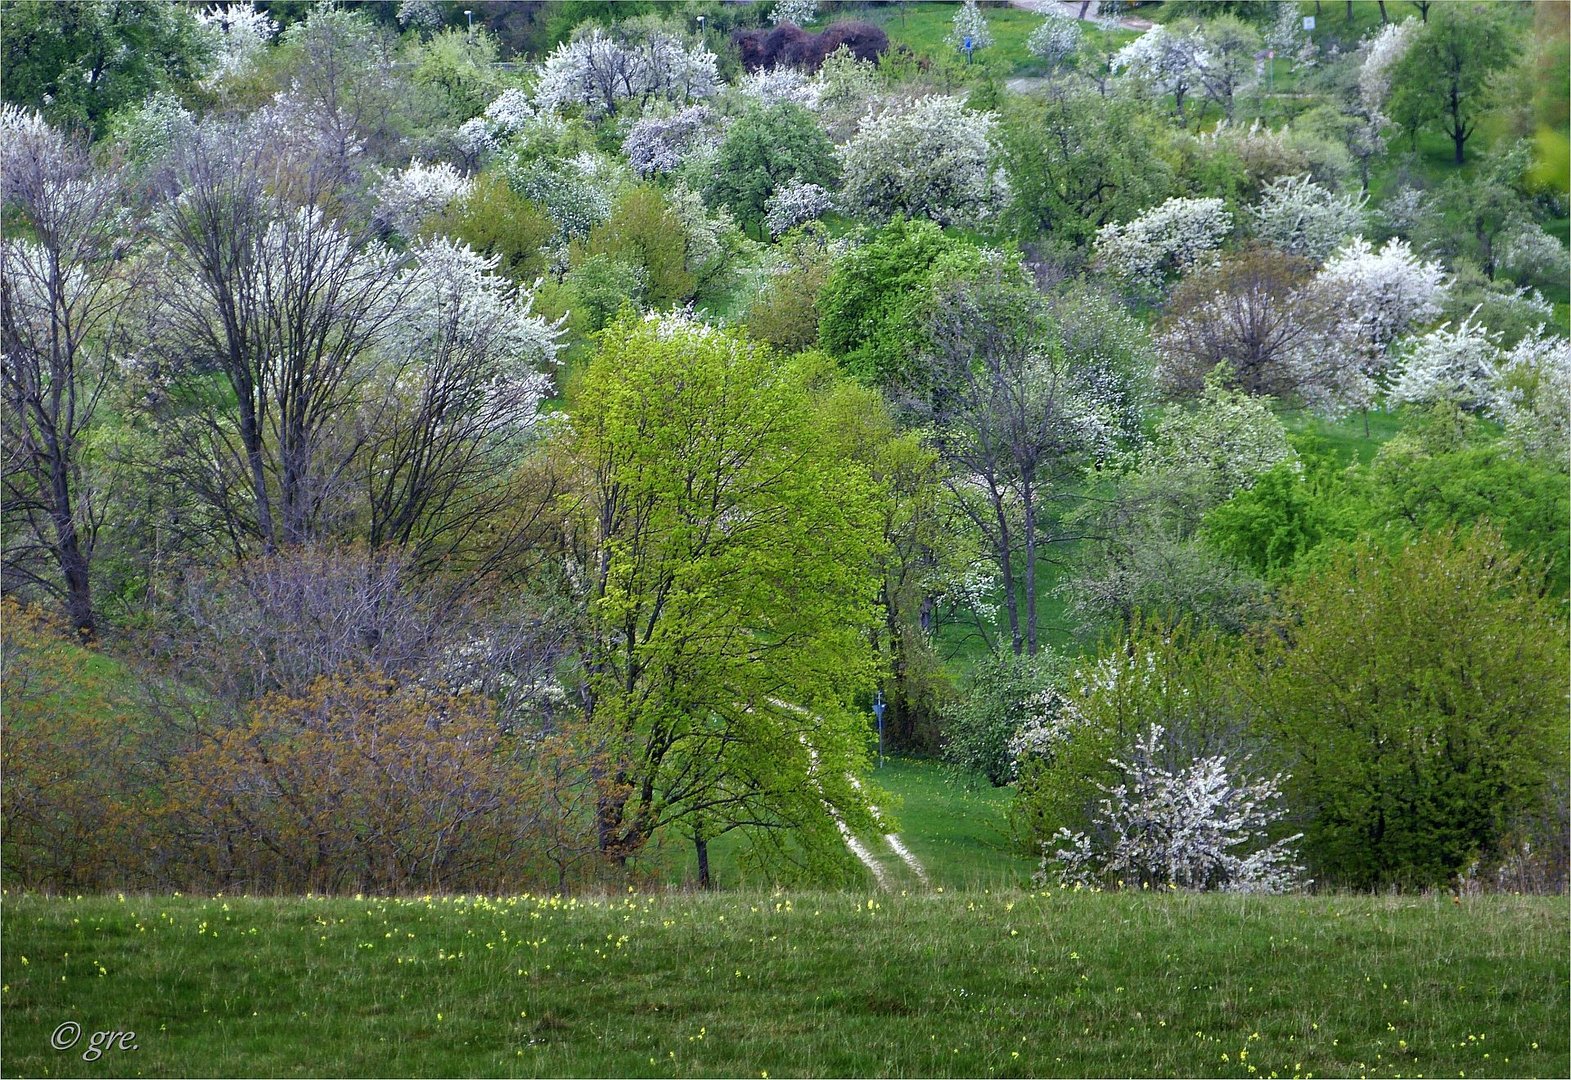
[170,669,600,894]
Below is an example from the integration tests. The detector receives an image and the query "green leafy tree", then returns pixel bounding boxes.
[1253,527,1568,890]
[943,650,1061,787]
[564,313,887,885]
[433,173,555,281]
[0,0,212,136]
[1388,3,1521,164]
[705,102,838,239]
[581,185,697,309]
[817,217,985,387]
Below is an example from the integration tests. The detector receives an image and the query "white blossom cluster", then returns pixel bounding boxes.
[1093,197,1232,290]
[1026,14,1082,69]
[1377,185,1429,236]
[484,88,540,135]
[534,26,719,119]
[1497,219,1571,286]
[392,237,563,414]
[837,96,1004,228]
[196,2,278,85]
[1144,368,1297,494]
[936,558,1001,624]
[506,151,621,241]
[374,159,473,238]
[1111,25,1203,101]
[1264,2,1304,63]
[735,67,822,110]
[768,0,819,28]
[763,180,832,237]
[1250,174,1365,261]
[947,0,994,52]
[1357,18,1419,119]
[396,0,443,31]
[1491,326,1571,458]
[1388,314,1502,411]
[1040,723,1305,894]
[1006,687,1082,769]
[622,105,717,177]
[1316,236,1447,366]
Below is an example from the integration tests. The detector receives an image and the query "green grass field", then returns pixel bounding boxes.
[3,891,1565,1078]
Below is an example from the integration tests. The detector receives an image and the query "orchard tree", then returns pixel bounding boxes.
[1249,174,1366,262]
[1093,196,1232,293]
[705,102,838,238]
[0,107,136,639]
[563,313,886,882]
[534,18,719,119]
[837,96,1004,228]
[948,0,994,57]
[1255,528,1567,890]
[1026,14,1082,72]
[1388,315,1501,410]
[1388,2,1520,164]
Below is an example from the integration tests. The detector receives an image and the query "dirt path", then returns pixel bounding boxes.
[1009,0,1155,31]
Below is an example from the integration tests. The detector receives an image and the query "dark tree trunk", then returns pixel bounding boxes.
[1377,1,1389,22]
[1346,0,1354,22]
[695,834,712,889]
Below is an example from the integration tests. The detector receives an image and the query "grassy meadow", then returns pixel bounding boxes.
[2,890,1565,1078]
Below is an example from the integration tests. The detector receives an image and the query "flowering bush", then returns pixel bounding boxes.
[769,0,819,28]
[1111,25,1203,119]
[534,23,718,119]
[1497,219,1571,290]
[196,1,278,85]
[622,105,717,177]
[1093,197,1232,290]
[1249,174,1365,261]
[374,159,473,237]
[1491,326,1571,459]
[1389,315,1502,410]
[947,0,993,53]
[735,67,822,109]
[1026,14,1082,70]
[1040,723,1305,893]
[763,180,832,237]
[837,96,1003,227]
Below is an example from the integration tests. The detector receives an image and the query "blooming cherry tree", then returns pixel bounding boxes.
[1490,326,1571,458]
[1389,315,1502,411]
[196,2,278,85]
[1093,197,1232,291]
[763,180,832,237]
[838,96,1003,227]
[534,23,719,119]
[1040,723,1305,893]
[1112,25,1204,123]
[622,105,718,177]
[1249,174,1365,262]
[374,160,472,237]
[769,0,819,28]
[1026,14,1082,71]
[948,0,994,54]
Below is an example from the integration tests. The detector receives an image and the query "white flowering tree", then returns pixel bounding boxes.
[1388,315,1502,411]
[1111,25,1204,124]
[948,0,994,56]
[622,105,717,177]
[1026,14,1082,72]
[374,159,473,237]
[838,96,1004,227]
[534,22,719,119]
[763,180,832,237]
[734,67,822,110]
[1308,236,1448,416]
[196,1,278,85]
[1041,723,1305,893]
[1249,174,1366,262]
[1491,327,1571,459]
[1497,220,1571,290]
[362,238,562,553]
[1349,19,1419,189]
[1093,197,1232,292]
[769,0,819,28]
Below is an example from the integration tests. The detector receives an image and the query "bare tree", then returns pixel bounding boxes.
[0,107,138,638]
[156,121,409,554]
[915,268,1113,656]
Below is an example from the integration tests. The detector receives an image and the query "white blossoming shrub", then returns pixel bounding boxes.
[1143,368,1297,497]
[1093,197,1232,290]
[1111,25,1203,109]
[396,0,443,30]
[1250,174,1365,261]
[375,160,473,237]
[1357,18,1419,117]
[769,0,818,27]
[1315,236,1447,367]
[763,180,832,237]
[196,1,278,85]
[394,238,564,400]
[452,117,497,170]
[1490,326,1571,458]
[948,0,994,53]
[1026,14,1082,70]
[1039,723,1305,893]
[837,96,1004,227]
[1388,315,1502,411]
[506,150,623,241]
[734,67,821,110]
[1377,185,1429,236]
[622,105,717,177]
[108,91,197,168]
[483,88,539,136]
[1497,220,1571,290]
[534,25,718,119]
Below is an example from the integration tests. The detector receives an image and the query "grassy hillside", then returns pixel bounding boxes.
[3,891,1565,1078]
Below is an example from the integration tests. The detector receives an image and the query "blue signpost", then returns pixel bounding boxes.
[873,690,886,768]
[963,35,974,63]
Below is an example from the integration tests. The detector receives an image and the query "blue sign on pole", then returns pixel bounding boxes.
[873,690,886,768]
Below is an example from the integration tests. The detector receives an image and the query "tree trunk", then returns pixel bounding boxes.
[1377,1,1388,23]
[695,833,712,889]
[1346,1,1354,22]
[49,465,95,641]
[1021,481,1038,656]
[1079,0,1092,17]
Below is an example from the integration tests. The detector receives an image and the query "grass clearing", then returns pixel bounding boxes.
[2,891,1564,1078]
